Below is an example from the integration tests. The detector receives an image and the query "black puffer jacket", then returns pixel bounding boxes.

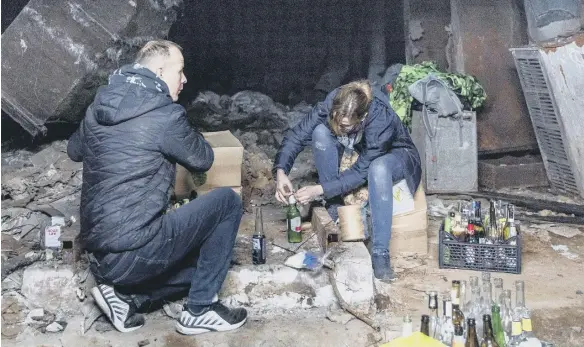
[67,64,213,253]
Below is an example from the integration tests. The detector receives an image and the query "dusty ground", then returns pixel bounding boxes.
[2,203,583,347]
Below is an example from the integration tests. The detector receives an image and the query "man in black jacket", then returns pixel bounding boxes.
[67,40,247,335]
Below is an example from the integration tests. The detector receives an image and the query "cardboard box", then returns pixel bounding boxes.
[392,179,415,215]
[389,187,428,257]
[175,130,244,199]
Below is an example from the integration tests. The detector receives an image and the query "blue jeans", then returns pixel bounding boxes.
[312,124,405,255]
[90,187,243,311]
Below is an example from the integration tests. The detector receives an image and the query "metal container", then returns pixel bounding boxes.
[410,109,478,194]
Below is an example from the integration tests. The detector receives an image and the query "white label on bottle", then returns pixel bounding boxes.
[290,217,301,233]
[451,288,459,305]
[446,301,453,317]
[252,238,261,250]
[44,226,61,249]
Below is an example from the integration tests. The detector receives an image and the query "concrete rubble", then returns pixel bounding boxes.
[186,90,318,208]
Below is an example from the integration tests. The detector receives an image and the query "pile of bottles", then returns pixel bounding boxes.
[442,200,520,272]
[444,200,518,245]
[403,273,546,346]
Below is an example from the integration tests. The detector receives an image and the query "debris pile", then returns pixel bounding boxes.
[186,90,318,207]
[1,140,82,242]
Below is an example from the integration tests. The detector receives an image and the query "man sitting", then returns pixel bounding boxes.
[67,40,247,335]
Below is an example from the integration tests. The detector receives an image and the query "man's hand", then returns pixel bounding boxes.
[295,185,324,205]
[275,169,294,204]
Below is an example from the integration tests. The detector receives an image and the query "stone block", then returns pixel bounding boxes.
[330,242,375,314]
[478,155,549,189]
[21,263,79,315]
[1,0,180,136]
[219,264,334,313]
[312,207,374,313]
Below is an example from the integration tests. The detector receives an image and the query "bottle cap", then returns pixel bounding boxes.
[288,195,296,204]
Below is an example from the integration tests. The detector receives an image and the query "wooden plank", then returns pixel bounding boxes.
[311,207,340,252]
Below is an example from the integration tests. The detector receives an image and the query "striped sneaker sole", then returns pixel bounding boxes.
[91,285,143,333]
[175,310,247,335]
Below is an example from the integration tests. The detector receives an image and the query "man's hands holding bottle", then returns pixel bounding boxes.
[275,169,323,205]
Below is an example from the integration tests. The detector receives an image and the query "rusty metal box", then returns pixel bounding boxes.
[410,109,478,194]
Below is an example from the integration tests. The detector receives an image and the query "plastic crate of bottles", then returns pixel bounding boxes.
[438,200,522,274]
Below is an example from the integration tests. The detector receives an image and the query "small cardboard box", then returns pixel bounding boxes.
[392,179,415,215]
[389,186,428,257]
[175,131,244,199]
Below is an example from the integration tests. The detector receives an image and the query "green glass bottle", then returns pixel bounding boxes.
[491,305,506,347]
[287,195,302,243]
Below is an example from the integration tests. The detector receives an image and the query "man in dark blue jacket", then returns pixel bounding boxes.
[67,40,247,335]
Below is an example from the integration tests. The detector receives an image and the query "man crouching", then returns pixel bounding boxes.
[67,40,247,335]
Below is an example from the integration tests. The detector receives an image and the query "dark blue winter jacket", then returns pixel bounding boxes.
[273,85,421,199]
[67,64,213,253]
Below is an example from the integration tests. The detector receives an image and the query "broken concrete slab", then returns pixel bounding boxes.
[1,0,182,136]
[532,223,582,238]
[219,264,335,313]
[30,146,67,169]
[21,263,80,315]
[311,206,375,313]
[331,242,375,314]
[26,308,45,322]
[45,321,64,333]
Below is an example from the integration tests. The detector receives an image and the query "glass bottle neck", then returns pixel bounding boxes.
[471,287,481,301]
[443,300,453,318]
[483,285,492,304]
[467,325,478,339]
[503,297,512,312]
[451,285,461,305]
[516,283,526,308]
[483,321,493,338]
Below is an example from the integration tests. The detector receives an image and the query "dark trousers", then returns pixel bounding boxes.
[90,187,243,311]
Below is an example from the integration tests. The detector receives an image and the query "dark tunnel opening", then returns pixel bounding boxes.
[166,0,406,108]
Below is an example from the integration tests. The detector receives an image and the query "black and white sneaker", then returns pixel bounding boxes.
[91,284,145,333]
[175,302,247,335]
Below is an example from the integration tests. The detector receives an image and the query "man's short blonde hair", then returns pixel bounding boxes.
[135,40,182,64]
